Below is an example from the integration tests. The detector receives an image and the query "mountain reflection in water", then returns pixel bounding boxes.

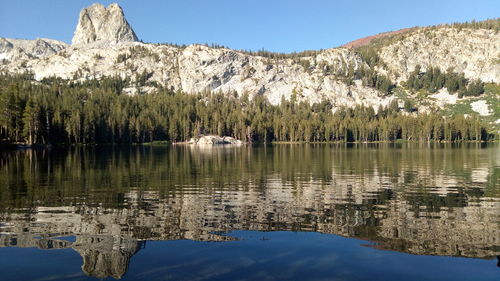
[0,144,499,280]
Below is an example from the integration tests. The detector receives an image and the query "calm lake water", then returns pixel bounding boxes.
[0,144,499,281]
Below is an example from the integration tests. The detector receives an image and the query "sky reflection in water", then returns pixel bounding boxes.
[0,144,499,280]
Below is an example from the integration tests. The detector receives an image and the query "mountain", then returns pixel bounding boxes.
[72,3,138,45]
[0,3,498,121]
[0,37,67,59]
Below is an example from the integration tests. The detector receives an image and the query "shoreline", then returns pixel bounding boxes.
[0,140,497,150]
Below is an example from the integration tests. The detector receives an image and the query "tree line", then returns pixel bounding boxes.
[438,18,500,32]
[0,73,493,145]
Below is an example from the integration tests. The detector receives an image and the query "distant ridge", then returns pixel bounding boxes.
[342,27,415,48]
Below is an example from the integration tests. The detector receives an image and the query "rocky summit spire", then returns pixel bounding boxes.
[72,3,138,45]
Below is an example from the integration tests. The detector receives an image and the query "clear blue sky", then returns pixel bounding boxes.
[0,0,498,53]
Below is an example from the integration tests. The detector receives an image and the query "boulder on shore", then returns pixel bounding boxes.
[188,135,243,145]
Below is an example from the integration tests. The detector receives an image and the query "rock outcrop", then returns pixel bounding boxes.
[72,3,138,45]
[188,135,243,145]
[378,27,500,84]
[0,37,68,61]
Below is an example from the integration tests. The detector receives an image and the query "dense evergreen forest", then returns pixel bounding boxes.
[0,73,493,145]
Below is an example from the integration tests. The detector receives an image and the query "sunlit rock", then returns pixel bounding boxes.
[72,3,138,45]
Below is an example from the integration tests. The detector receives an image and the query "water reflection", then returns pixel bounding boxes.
[0,144,499,279]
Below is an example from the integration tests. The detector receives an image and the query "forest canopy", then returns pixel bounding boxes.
[0,73,493,145]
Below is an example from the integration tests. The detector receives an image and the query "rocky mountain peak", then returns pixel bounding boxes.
[72,3,138,45]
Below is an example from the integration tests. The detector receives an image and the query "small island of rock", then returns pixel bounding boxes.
[187,135,243,145]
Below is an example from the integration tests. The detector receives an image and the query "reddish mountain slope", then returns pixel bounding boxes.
[342,27,415,48]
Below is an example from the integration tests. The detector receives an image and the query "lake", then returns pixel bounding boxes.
[0,144,499,281]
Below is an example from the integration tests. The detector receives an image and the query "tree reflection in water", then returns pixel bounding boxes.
[0,144,499,279]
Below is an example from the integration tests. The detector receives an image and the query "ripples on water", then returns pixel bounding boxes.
[0,144,499,280]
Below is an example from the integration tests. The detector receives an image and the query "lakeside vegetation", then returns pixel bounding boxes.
[0,73,495,145]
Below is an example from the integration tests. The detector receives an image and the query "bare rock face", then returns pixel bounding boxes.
[0,38,14,53]
[379,28,500,84]
[0,38,68,60]
[72,3,138,45]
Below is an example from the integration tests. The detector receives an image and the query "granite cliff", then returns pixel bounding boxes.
[72,3,138,45]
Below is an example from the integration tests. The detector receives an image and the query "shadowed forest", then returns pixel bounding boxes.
[0,73,493,145]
